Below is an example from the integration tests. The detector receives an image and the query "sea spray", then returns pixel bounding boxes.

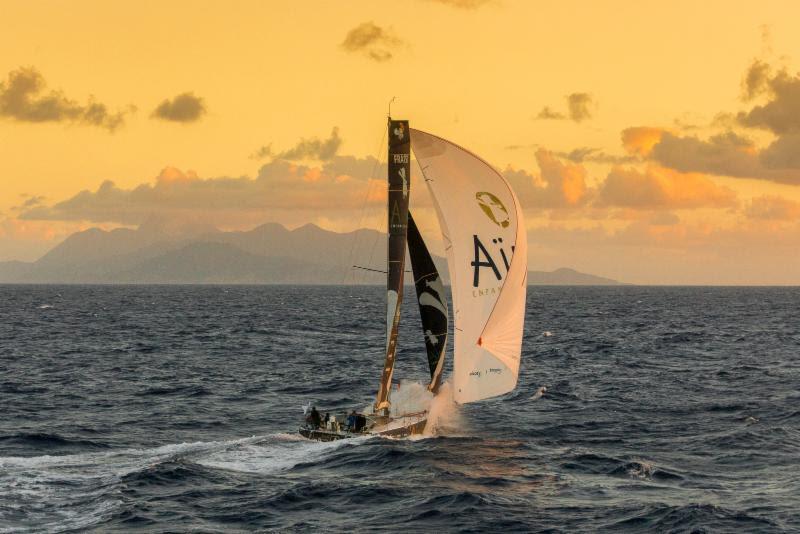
[389,381,433,417]
[424,382,465,436]
[372,381,465,436]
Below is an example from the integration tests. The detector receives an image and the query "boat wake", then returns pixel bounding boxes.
[0,432,371,533]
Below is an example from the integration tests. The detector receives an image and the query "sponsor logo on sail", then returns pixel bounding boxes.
[476,191,510,228]
[470,235,514,288]
[393,122,405,141]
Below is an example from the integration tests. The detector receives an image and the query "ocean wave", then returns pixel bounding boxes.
[607,502,778,532]
[0,433,110,452]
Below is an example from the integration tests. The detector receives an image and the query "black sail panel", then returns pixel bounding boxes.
[407,211,448,394]
[375,119,411,414]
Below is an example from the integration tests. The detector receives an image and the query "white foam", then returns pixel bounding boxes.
[0,433,309,532]
[531,386,547,401]
[389,381,433,417]
[196,433,371,474]
[424,382,465,437]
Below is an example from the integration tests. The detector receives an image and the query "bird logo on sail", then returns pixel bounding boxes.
[475,192,510,228]
[393,122,405,141]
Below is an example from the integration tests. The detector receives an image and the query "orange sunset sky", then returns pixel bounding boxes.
[2,0,800,284]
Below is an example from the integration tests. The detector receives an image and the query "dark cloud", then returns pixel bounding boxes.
[151,92,206,123]
[646,131,800,185]
[0,66,130,131]
[250,144,273,160]
[10,195,46,212]
[536,93,596,122]
[567,93,594,122]
[536,106,565,120]
[250,128,342,162]
[741,59,772,100]
[278,127,341,161]
[737,68,800,134]
[341,22,403,62]
[759,132,800,169]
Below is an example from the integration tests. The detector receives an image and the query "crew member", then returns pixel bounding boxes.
[346,410,357,432]
[307,406,322,429]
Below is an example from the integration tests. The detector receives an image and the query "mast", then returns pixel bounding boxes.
[375,118,411,415]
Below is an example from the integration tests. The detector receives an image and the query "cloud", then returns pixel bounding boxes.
[596,165,737,209]
[737,66,800,135]
[0,66,130,131]
[19,155,386,228]
[643,130,800,185]
[12,195,46,210]
[536,106,565,120]
[341,22,403,62]
[424,0,493,8]
[741,59,772,100]
[250,128,342,161]
[504,149,591,209]
[745,195,800,220]
[279,127,342,161]
[621,126,668,157]
[536,93,596,122]
[250,144,273,160]
[555,146,636,164]
[151,92,206,123]
[566,93,594,122]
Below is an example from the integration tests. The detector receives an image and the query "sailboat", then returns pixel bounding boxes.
[299,118,527,441]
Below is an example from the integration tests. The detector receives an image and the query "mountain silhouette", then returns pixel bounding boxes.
[0,222,624,285]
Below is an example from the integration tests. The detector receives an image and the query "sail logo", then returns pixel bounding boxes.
[398,167,408,198]
[393,123,405,141]
[476,192,510,228]
[470,235,514,288]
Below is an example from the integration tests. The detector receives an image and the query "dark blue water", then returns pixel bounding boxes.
[1,285,798,533]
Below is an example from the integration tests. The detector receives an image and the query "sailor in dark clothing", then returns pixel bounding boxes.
[323,413,330,428]
[307,406,322,429]
[346,410,358,432]
[355,414,367,432]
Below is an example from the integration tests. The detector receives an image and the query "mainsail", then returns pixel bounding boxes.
[375,119,411,414]
[411,129,527,404]
[407,211,448,394]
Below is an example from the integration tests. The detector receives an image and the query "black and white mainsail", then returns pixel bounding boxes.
[375,119,411,414]
[407,211,448,394]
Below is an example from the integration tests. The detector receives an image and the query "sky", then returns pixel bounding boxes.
[2,0,800,284]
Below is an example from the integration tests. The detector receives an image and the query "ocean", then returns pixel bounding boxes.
[1,285,798,533]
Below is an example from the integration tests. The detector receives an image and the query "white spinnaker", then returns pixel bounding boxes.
[411,129,527,404]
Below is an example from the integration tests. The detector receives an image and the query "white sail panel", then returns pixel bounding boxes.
[411,129,527,404]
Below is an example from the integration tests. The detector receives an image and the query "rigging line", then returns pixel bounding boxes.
[341,126,387,285]
[353,265,411,274]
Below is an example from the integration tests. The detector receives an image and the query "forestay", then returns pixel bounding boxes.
[411,129,527,404]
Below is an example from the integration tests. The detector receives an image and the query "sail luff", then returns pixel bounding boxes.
[406,211,448,394]
[478,178,527,374]
[375,119,411,414]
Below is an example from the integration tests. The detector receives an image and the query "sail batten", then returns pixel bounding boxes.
[411,128,527,404]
